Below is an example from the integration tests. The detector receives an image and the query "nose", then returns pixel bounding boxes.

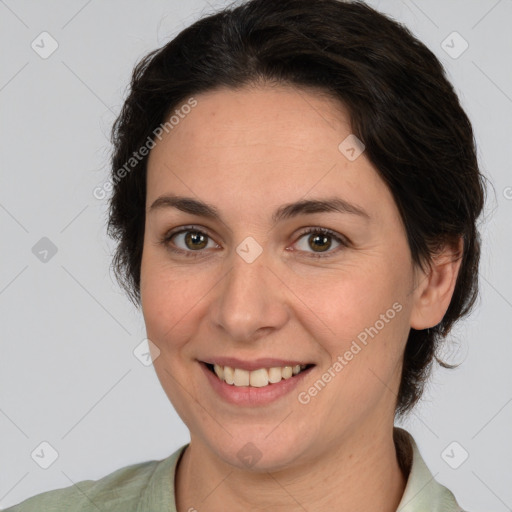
[210,248,290,343]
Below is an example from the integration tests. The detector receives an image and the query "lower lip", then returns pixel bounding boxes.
[200,362,314,406]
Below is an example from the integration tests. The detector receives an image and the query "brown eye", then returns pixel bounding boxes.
[293,228,347,258]
[161,227,219,257]
[308,233,332,252]
[183,231,208,250]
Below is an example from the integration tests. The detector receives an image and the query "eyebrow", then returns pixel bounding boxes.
[148,194,370,225]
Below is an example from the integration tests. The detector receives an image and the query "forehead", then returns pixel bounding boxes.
[145,85,394,222]
[152,85,350,160]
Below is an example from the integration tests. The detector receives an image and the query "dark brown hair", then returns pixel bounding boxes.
[107,0,486,417]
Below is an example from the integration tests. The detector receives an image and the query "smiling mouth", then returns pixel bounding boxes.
[204,362,315,388]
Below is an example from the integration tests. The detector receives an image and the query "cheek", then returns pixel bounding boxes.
[287,256,411,393]
[292,261,407,338]
[140,251,219,352]
[141,252,186,343]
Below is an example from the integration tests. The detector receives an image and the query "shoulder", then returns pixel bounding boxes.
[3,456,168,512]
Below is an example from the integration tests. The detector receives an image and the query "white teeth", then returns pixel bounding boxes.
[211,363,308,387]
[249,368,269,387]
[214,364,224,380]
[234,368,250,386]
[268,367,282,383]
[282,366,293,379]
[223,366,235,385]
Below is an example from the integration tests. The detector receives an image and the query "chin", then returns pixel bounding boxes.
[199,426,313,473]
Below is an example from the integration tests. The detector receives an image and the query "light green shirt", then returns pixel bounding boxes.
[3,427,467,511]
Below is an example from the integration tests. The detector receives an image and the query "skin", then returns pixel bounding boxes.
[140,84,462,512]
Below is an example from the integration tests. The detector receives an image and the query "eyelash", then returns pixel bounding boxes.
[159,225,349,259]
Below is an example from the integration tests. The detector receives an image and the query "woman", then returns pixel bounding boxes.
[6,0,485,510]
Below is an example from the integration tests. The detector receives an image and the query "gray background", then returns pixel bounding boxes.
[1,0,511,510]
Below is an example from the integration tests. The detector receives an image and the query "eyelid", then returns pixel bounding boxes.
[291,226,349,258]
[162,224,217,241]
[159,225,221,258]
[160,224,349,258]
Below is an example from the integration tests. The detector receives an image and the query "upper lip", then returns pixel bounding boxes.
[201,357,314,371]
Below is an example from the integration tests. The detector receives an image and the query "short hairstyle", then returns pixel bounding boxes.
[107,0,486,417]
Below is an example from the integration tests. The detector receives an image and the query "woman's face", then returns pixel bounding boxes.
[141,85,420,470]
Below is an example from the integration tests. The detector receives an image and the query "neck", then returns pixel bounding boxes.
[175,423,408,512]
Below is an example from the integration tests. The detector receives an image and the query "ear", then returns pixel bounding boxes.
[410,237,463,330]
